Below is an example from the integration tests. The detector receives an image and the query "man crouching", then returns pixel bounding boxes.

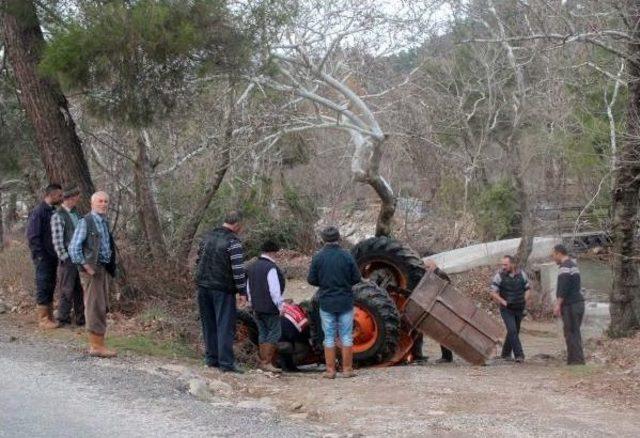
[69,191,117,358]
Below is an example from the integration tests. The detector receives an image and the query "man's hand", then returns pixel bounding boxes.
[237,295,247,308]
[425,259,438,272]
[553,303,562,318]
[83,264,95,276]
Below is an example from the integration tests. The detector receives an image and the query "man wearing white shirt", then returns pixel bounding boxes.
[247,240,285,373]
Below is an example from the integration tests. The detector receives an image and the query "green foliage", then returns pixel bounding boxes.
[40,0,250,127]
[472,180,519,240]
[107,334,197,359]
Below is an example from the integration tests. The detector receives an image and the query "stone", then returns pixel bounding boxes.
[207,379,233,394]
[289,401,304,411]
[289,412,309,421]
[0,301,7,314]
[188,379,213,401]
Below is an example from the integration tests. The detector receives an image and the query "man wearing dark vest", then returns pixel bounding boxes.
[69,191,117,358]
[195,211,248,373]
[247,240,285,373]
[51,185,85,326]
[26,183,63,329]
[490,255,531,363]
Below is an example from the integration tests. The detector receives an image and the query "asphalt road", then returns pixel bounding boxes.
[0,329,320,438]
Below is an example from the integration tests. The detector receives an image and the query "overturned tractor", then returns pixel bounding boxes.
[235,236,503,367]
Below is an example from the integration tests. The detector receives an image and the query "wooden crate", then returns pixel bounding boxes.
[404,272,505,365]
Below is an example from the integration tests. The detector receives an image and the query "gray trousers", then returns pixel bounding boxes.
[561,301,585,365]
[80,265,109,335]
[57,259,84,324]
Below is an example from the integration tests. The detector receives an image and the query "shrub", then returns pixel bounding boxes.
[472,180,519,240]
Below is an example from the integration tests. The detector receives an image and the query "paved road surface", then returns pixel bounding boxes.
[0,331,319,438]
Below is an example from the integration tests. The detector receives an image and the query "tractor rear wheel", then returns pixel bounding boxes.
[308,283,401,365]
[234,309,259,365]
[352,282,400,364]
[352,236,426,292]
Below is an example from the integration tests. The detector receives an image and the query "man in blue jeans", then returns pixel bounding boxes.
[308,226,361,379]
[195,211,248,373]
[490,255,531,363]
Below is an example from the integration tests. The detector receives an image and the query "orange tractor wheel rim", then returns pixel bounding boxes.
[352,306,378,353]
[361,259,408,290]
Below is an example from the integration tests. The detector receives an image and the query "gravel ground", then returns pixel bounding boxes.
[0,319,327,438]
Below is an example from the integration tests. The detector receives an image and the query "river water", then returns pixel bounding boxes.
[578,258,613,303]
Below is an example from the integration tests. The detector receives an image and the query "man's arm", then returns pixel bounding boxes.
[521,271,532,307]
[349,255,362,286]
[51,213,68,261]
[26,210,43,259]
[307,256,320,286]
[227,238,247,297]
[554,267,571,317]
[490,272,507,307]
[267,268,284,312]
[69,219,87,265]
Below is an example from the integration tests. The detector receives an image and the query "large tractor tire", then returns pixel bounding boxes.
[352,236,426,293]
[309,283,401,365]
[234,309,259,365]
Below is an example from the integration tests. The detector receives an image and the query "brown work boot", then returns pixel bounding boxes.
[258,344,282,373]
[341,346,356,378]
[88,332,117,358]
[323,347,336,379]
[37,305,60,330]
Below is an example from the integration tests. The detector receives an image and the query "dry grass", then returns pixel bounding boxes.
[0,236,35,311]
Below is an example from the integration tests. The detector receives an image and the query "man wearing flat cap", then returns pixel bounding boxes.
[308,226,361,379]
[51,185,85,326]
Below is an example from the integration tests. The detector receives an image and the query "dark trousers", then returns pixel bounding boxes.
[562,301,585,365]
[197,287,237,369]
[35,258,57,305]
[57,260,84,324]
[441,345,453,362]
[500,307,524,359]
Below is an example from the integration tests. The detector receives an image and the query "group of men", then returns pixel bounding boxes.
[26,184,117,358]
[487,247,585,365]
[26,185,585,370]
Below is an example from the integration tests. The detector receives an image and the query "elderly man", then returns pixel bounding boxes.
[490,255,531,363]
[195,211,248,373]
[69,191,117,358]
[26,183,63,329]
[308,226,361,379]
[51,185,85,326]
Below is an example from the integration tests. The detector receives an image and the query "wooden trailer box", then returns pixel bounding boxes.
[404,272,506,365]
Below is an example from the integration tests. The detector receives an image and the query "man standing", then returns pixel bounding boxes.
[195,211,248,373]
[51,185,85,326]
[308,226,361,379]
[247,240,285,373]
[490,255,531,363]
[69,191,117,358]
[552,244,585,365]
[26,183,63,329]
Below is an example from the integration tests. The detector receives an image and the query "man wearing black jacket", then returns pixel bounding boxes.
[26,183,63,329]
[195,211,248,373]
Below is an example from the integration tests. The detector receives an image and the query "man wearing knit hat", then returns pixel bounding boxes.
[308,226,361,378]
[51,185,85,326]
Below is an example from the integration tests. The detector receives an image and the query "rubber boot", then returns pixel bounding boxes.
[323,347,336,379]
[37,305,60,330]
[259,344,282,373]
[341,346,356,378]
[88,332,117,358]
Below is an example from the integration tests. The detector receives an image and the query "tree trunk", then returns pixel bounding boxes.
[132,130,167,261]
[609,33,640,337]
[175,99,235,263]
[5,192,17,232]
[0,191,4,252]
[514,172,534,267]
[1,0,95,212]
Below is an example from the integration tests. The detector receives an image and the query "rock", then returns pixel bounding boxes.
[289,412,309,421]
[237,397,275,411]
[0,301,7,314]
[207,379,233,394]
[289,401,304,411]
[188,379,213,401]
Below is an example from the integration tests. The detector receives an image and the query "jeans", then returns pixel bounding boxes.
[319,308,354,348]
[255,312,282,344]
[562,301,585,365]
[197,287,237,369]
[500,307,524,359]
[35,257,58,305]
